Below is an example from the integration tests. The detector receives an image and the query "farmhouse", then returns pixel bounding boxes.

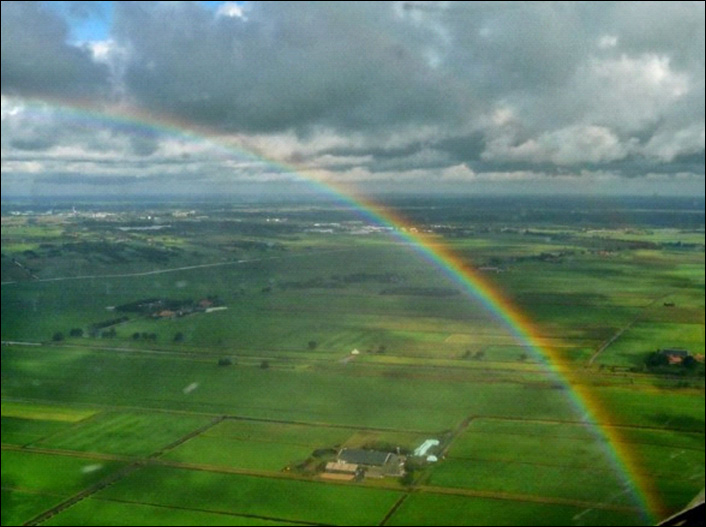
[659,348,689,365]
[324,461,359,474]
[336,448,405,478]
[338,448,391,466]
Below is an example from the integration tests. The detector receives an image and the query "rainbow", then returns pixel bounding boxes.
[5,99,659,521]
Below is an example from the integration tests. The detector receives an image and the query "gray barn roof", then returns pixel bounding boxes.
[338,448,391,466]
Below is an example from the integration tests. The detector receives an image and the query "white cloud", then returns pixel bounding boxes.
[484,125,634,165]
[574,53,690,130]
[644,124,706,161]
[216,2,246,19]
[598,35,618,49]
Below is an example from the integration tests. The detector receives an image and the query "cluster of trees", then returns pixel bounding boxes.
[645,351,699,371]
[380,287,459,297]
[281,272,403,291]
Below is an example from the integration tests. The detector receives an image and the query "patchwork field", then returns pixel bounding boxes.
[1,198,703,525]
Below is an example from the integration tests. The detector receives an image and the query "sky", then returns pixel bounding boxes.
[1,1,704,197]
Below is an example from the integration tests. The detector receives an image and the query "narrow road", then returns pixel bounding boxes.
[1,248,354,286]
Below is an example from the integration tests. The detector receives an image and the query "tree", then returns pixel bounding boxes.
[218,357,233,367]
[308,340,318,350]
[401,470,415,486]
[69,328,83,338]
[148,333,157,341]
[645,351,668,368]
[474,350,485,360]
[682,355,698,370]
[377,344,387,354]
[52,332,64,342]
[260,360,270,369]
[132,332,141,340]
[519,353,528,362]
[174,332,185,343]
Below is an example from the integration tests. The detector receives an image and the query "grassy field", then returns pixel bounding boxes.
[43,499,302,526]
[98,466,403,525]
[1,450,123,496]
[386,493,645,526]
[36,411,213,456]
[1,199,703,525]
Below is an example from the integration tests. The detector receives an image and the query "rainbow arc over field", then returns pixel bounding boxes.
[13,99,657,521]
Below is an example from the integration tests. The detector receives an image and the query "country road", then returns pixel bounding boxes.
[0,248,354,286]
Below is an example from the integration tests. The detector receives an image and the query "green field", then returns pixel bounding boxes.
[43,500,302,526]
[386,493,645,526]
[99,466,402,525]
[35,411,213,456]
[2,199,703,525]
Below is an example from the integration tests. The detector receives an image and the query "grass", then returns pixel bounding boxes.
[163,436,313,471]
[448,429,612,469]
[1,449,123,496]
[43,499,301,526]
[36,411,213,456]
[203,419,353,447]
[1,206,703,525]
[1,489,66,527]
[0,346,580,430]
[1,401,97,422]
[428,458,628,504]
[597,322,705,367]
[386,492,647,526]
[98,465,402,526]
[1,416,69,446]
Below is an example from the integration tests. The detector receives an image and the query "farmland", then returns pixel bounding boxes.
[1,196,704,526]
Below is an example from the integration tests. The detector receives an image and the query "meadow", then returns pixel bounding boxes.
[1,197,703,526]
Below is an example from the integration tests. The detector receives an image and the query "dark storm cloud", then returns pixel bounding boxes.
[112,2,468,133]
[0,1,109,98]
[1,1,704,195]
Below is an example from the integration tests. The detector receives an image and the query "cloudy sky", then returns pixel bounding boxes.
[1,1,704,197]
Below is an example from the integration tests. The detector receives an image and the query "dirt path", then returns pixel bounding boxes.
[588,292,672,366]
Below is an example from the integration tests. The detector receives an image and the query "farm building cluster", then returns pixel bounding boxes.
[112,296,226,319]
[321,439,440,482]
[658,348,704,365]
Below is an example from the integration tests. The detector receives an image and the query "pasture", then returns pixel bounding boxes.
[1,198,703,525]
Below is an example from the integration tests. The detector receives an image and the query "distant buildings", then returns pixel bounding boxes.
[339,448,393,467]
[324,448,405,479]
[659,348,690,365]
